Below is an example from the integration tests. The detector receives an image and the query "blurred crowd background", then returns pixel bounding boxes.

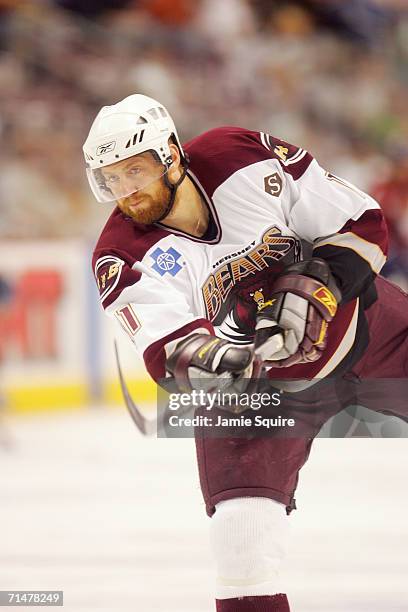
[1,0,408,277]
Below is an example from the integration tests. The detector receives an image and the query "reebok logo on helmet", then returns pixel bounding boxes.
[96,141,116,156]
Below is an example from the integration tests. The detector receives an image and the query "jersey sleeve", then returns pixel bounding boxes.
[260,134,388,303]
[92,246,213,381]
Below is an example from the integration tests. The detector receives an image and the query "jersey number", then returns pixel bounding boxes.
[325,172,366,200]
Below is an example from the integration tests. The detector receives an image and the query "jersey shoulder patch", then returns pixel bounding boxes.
[92,209,169,308]
[94,254,125,304]
[259,133,313,180]
[185,127,313,194]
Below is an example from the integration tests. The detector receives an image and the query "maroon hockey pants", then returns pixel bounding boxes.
[195,276,408,516]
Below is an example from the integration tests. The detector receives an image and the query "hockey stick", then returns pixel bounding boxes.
[114,341,198,436]
[115,340,221,436]
[114,341,267,436]
[114,340,157,436]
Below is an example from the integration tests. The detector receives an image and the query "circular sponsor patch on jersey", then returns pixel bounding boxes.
[150,247,182,277]
[157,252,176,270]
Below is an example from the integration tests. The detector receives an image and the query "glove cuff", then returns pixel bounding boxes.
[280,258,342,303]
[271,274,338,320]
[165,333,253,394]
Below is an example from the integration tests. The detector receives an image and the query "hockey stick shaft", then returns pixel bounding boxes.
[114,341,266,436]
[114,341,157,436]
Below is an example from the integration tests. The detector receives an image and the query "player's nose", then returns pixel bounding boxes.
[122,175,139,193]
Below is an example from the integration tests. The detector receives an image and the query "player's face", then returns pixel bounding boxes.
[100,152,171,224]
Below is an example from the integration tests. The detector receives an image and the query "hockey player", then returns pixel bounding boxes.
[84,94,408,611]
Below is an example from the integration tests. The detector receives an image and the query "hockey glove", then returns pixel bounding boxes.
[254,258,341,367]
[166,333,254,395]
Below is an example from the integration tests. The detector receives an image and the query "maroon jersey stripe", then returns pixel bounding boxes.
[338,209,389,256]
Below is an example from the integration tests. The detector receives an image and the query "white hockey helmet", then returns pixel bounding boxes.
[83,94,185,203]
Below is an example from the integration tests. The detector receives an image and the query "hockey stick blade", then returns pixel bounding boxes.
[114,341,157,436]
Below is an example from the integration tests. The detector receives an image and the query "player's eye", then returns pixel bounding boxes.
[127,167,143,176]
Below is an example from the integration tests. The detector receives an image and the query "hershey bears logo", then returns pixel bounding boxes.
[202,227,300,340]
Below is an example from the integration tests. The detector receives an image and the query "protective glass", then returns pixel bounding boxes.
[86,160,169,203]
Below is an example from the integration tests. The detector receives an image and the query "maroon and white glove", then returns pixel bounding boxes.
[166,333,254,394]
[254,259,341,368]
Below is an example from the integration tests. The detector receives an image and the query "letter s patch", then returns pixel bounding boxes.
[264,173,283,197]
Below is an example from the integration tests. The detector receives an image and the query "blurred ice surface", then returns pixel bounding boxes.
[0,409,407,611]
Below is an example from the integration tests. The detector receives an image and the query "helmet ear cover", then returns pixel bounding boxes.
[167,134,190,170]
[156,138,190,223]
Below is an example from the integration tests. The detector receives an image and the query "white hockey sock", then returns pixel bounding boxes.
[210,497,289,600]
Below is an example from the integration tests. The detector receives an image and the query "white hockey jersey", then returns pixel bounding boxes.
[93,127,388,383]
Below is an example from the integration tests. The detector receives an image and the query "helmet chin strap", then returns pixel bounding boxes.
[155,163,188,223]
